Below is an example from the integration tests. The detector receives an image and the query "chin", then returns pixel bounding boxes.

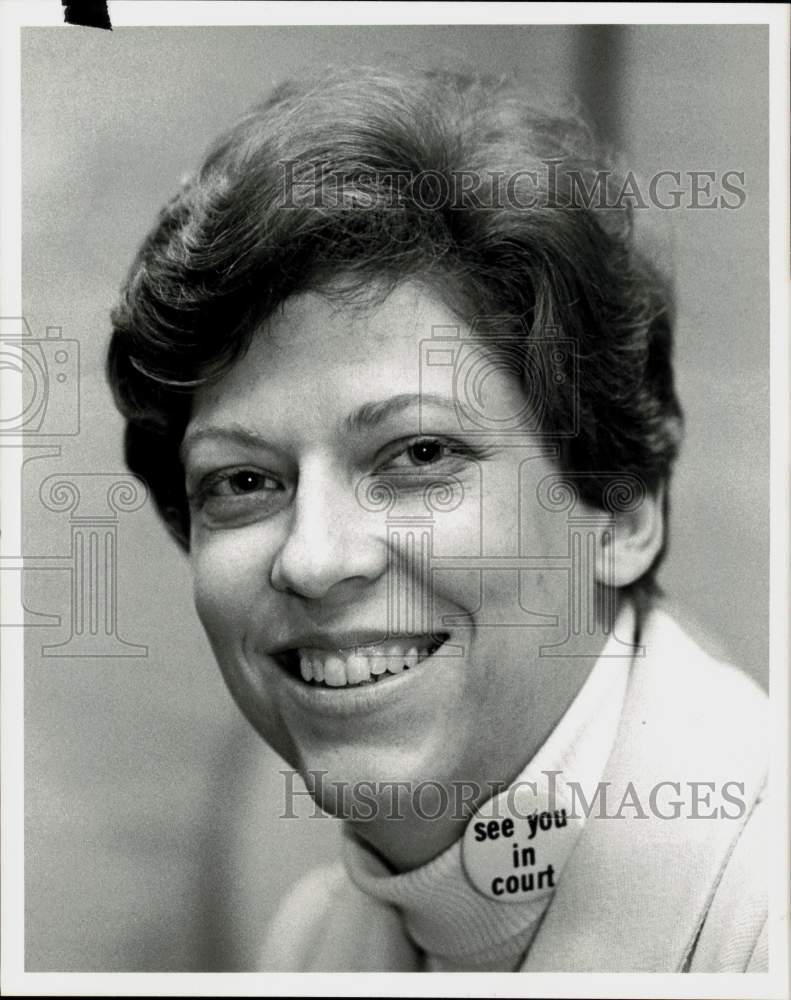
[290,724,466,815]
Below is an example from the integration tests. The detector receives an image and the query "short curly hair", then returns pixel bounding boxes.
[107,67,683,608]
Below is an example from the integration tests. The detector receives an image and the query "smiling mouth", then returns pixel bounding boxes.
[275,635,450,688]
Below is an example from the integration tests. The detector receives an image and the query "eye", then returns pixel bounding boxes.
[188,466,288,526]
[216,469,279,496]
[405,439,446,466]
[378,436,486,473]
[383,437,456,470]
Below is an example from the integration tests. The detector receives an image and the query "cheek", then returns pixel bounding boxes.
[190,532,299,764]
[190,529,268,645]
[423,467,484,557]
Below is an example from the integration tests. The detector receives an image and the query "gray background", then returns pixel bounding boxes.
[20,25,768,970]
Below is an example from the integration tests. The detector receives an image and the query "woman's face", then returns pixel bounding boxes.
[183,280,596,863]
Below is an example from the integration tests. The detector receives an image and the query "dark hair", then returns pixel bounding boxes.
[107,67,683,607]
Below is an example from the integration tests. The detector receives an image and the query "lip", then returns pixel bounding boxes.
[269,628,395,656]
[268,634,460,717]
[268,628,446,668]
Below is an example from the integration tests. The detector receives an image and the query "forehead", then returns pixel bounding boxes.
[265,281,456,370]
[190,282,464,418]
[186,279,531,447]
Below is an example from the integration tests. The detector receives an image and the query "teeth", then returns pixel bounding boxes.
[345,653,369,685]
[324,655,346,687]
[291,639,446,687]
[370,655,388,676]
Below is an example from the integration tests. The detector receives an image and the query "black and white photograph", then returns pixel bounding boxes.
[1,2,788,995]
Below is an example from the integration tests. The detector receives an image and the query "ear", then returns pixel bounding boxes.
[595,486,665,588]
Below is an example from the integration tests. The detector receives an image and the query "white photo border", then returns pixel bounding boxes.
[1,2,788,997]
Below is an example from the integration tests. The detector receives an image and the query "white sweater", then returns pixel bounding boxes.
[259,607,768,973]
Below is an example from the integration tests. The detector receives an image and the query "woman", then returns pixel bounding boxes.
[107,68,767,972]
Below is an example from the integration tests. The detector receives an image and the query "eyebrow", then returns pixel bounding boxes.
[343,393,458,433]
[180,393,459,461]
[180,422,277,464]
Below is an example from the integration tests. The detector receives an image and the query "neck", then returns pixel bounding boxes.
[346,649,601,872]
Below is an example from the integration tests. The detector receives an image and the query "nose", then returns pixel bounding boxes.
[269,463,388,602]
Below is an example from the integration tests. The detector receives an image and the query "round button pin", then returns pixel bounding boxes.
[461,779,583,902]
